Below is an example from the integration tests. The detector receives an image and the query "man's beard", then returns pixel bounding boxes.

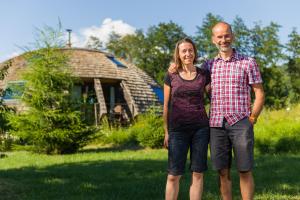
[216,44,232,52]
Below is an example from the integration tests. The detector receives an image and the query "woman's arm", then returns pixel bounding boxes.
[163,83,171,148]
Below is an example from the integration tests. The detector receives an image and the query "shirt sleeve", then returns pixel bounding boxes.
[202,60,211,72]
[247,58,263,84]
[164,72,171,86]
[205,69,211,86]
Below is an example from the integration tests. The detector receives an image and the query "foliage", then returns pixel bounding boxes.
[136,107,164,148]
[0,62,11,133]
[85,36,103,50]
[194,13,223,58]
[95,107,164,148]
[106,13,300,107]
[0,61,15,151]
[232,16,252,56]
[255,104,300,153]
[107,21,187,85]
[8,24,95,154]
[286,29,300,103]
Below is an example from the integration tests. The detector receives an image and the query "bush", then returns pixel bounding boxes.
[136,112,164,148]
[9,111,96,154]
[95,107,164,148]
[0,136,13,151]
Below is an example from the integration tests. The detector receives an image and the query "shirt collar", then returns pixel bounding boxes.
[214,48,239,62]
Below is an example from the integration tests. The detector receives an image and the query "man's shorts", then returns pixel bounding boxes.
[210,117,254,172]
[167,127,209,176]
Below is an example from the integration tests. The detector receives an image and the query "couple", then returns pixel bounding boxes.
[163,22,265,200]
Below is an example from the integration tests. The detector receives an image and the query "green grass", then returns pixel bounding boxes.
[0,149,299,200]
[255,104,300,153]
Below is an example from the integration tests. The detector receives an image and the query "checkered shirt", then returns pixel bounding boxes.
[205,51,263,127]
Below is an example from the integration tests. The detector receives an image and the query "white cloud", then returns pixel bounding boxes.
[79,18,136,48]
[0,18,137,60]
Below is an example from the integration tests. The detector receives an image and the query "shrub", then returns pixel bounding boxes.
[0,136,13,151]
[136,112,164,148]
[9,111,96,154]
[95,107,164,148]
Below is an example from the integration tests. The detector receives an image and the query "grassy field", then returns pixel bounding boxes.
[0,148,299,200]
[254,104,300,153]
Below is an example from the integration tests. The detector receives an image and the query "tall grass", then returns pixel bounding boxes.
[91,105,300,153]
[255,104,300,153]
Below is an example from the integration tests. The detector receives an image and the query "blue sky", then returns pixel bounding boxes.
[1,0,299,62]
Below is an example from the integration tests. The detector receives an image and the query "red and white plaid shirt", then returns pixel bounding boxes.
[205,50,263,127]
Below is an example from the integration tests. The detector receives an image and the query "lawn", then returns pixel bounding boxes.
[0,148,299,200]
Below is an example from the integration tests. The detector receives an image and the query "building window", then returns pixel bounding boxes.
[3,81,25,100]
[106,56,127,68]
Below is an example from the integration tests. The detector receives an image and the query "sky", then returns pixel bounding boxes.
[1,0,299,62]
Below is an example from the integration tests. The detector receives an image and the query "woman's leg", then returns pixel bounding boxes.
[166,174,181,200]
[190,172,204,200]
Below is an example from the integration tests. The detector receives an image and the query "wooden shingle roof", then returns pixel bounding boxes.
[0,48,161,115]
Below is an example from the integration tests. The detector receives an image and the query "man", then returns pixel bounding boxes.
[207,22,265,200]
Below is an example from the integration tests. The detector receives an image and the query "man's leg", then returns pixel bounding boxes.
[189,172,204,200]
[210,126,232,200]
[166,175,181,200]
[219,168,232,200]
[239,171,254,200]
[228,117,255,200]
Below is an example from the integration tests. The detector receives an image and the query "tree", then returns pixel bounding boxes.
[143,21,187,83]
[107,21,187,85]
[250,22,284,68]
[0,61,13,135]
[107,30,146,63]
[232,16,252,56]
[194,13,223,58]
[86,36,103,50]
[249,22,289,108]
[286,28,300,102]
[9,24,95,154]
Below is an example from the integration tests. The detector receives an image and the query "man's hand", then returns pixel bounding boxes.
[168,62,178,73]
[249,115,257,125]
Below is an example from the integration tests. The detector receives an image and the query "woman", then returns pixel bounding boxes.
[163,38,210,200]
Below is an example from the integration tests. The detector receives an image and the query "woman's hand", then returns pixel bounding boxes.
[164,132,169,149]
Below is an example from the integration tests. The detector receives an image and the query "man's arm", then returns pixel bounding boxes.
[168,62,178,73]
[249,83,265,124]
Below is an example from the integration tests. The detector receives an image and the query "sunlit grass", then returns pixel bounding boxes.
[0,149,299,200]
[255,104,300,153]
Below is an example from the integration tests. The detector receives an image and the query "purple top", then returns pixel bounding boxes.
[164,68,210,131]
